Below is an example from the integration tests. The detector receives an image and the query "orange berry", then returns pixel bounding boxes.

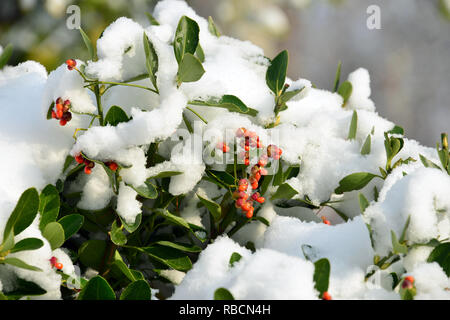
[108,161,118,171]
[59,119,67,126]
[75,154,84,164]
[245,208,254,219]
[56,109,63,119]
[244,158,250,166]
[322,292,332,300]
[241,201,251,212]
[251,181,258,190]
[66,59,76,70]
[256,197,265,204]
[404,276,414,283]
[55,262,63,270]
[254,172,261,181]
[84,166,92,174]
[51,110,57,119]
[238,185,247,192]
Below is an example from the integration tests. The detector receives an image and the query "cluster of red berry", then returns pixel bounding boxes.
[228,127,282,219]
[51,98,72,126]
[66,59,77,71]
[75,153,118,175]
[50,256,63,270]
[322,291,332,300]
[401,276,415,289]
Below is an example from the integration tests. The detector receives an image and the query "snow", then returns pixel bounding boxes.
[0,0,449,300]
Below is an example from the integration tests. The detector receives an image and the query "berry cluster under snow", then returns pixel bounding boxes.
[0,0,448,300]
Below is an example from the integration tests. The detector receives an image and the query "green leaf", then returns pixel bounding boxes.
[427,242,450,276]
[148,171,182,179]
[58,214,84,240]
[313,258,330,297]
[155,241,201,253]
[266,50,288,96]
[104,105,129,126]
[120,214,142,233]
[143,33,159,91]
[358,193,370,214]
[419,154,441,170]
[387,125,404,135]
[273,161,284,186]
[4,188,39,242]
[110,220,127,246]
[78,240,107,271]
[0,44,13,69]
[214,288,234,300]
[128,181,158,199]
[280,87,304,103]
[361,134,371,155]
[197,194,221,221]
[112,260,137,282]
[145,12,159,25]
[174,16,200,64]
[208,16,221,37]
[391,231,408,254]
[10,238,43,254]
[254,216,270,226]
[0,230,14,253]
[2,258,42,272]
[177,53,205,84]
[335,172,379,194]
[347,110,358,140]
[332,61,342,92]
[195,43,205,63]
[42,222,65,250]
[78,276,116,300]
[120,280,151,300]
[79,28,96,61]
[155,209,191,230]
[38,184,60,232]
[3,278,46,299]
[229,252,242,267]
[139,245,192,271]
[337,81,353,105]
[270,183,298,200]
[190,95,258,116]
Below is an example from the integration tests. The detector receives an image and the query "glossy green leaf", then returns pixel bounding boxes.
[38,184,60,232]
[229,252,242,267]
[337,81,353,105]
[419,154,441,170]
[427,242,450,276]
[155,209,191,230]
[4,188,39,242]
[79,28,96,61]
[143,33,159,91]
[155,241,201,253]
[197,194,221,221]
[139,245,192,271]
[347,110,358,140]
[4,278,46,299]
[78,240,107,271]
[2,258,41,272]
[78,276,115,300]
[58,214,84,240]
[358,193,370,214]
[391,231,408,254]
[148,171,182,179]
[174,16,199,64]
[313,258,330,297]
[128,181,158,199]
[332,61,341,92]
[120,214,142,234]
[335,172,379,194]
[112,260,137,282]
[10,238,43,254]
[270,183,298,200]
[214,288,234,300]
[104,105,129,126]
[110,220,127,246]
[387,125,404,135]
[190,95,258,116]
[208,16,221,37]
[42,222,65,250]
[195,43,205,62]
[361,134,371,155]
[0,44,13,69]
[266,50,288,96]
[177,53,205,84]
[120,280,151,300]
[145,12,159,25]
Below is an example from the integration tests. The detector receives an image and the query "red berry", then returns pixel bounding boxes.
[55,97,62,105]
[50,256,57,266]
[322,292,332,300]
[245,208,254,219]
[254,172,261,181]
[251,165,260,175]
[235,198,244,208]
[244,158,250,166]
[251,192,260,201]
[51,110,57,119]
[55,262,63,270]
[251,181,258,190]
[56,109,63,119]
[404,276,414,283]
[62,111,72,121]
[239,191,248,200]
[244,145,250,151]
[241,201,252,212]
[238,185,247,192]
[402,277,414,289]
[75,154,84,164]
[84,166,92,174]
[321,216,331,225]
[66,59,76,70]
[238,179,248,186]
[256,197,265,204]
[59,119,67,126]
[108,161,118,171]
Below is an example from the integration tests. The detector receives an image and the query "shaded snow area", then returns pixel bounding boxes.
[0,0,448,299]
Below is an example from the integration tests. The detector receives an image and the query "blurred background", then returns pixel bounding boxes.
[0,0,449,146]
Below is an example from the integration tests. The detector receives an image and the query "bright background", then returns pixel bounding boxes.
[0,0,449,146]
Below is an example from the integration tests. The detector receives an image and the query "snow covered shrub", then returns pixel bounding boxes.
[0,0,449,300]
